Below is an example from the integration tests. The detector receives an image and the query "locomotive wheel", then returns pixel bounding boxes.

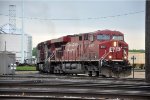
[101,75,106,78]
[88,71,92,77]
[95,71,99,77]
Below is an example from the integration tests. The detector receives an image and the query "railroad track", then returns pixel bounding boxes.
[0,78,150,100]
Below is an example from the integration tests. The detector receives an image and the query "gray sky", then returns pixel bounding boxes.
[0,0,145,49]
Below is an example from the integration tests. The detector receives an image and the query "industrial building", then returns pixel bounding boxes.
[0,51,16,75]
[0,33,32,64]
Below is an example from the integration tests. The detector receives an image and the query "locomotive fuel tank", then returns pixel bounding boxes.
[62,63,85,74]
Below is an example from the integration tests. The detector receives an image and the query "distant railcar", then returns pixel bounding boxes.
[128,52,145,69]
[36,30,131,77]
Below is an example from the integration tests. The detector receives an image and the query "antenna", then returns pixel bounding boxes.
[5,41,6,51]
[21,0,25,63]
[9,5,16,34]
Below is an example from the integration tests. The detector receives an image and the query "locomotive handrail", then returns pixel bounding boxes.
[99,51,111,66]
[50,53,55,59]
[45,52,55,62]
[100,51,110,61]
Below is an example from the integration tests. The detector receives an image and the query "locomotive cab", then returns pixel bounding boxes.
[97,32,131,77]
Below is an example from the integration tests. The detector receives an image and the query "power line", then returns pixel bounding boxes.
[0,10,144,21]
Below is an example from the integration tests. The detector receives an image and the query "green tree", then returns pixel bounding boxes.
[129,49,145,53]
[32,47,37,57]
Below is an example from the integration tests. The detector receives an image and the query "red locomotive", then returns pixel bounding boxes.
[36,30,131,77]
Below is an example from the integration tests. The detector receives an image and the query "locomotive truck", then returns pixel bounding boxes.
[36,30,131,77]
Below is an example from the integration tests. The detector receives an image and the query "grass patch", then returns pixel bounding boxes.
[16,66,36,71]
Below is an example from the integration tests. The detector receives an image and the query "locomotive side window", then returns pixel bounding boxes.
[79,36,82,41]
[84,34,88,40]
[89,35,94,41]
[97,34,110,40]
[112,35,123,41]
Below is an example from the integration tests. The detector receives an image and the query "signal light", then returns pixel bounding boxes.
[124,56,127,59]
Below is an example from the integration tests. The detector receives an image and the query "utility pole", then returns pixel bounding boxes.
[131,56,136,79]
[5,41,6,51]
[146,0,150,82]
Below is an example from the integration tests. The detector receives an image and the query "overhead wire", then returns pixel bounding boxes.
[0,10,144,21]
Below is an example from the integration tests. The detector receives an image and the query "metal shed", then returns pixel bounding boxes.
[0,51,16,75]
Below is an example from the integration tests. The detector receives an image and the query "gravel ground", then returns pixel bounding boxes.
[15,71,145,79]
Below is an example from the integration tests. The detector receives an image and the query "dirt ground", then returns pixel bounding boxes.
[127,71,145,78]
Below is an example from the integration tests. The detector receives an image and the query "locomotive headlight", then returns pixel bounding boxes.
[109,55,112,59]
[124,56,127,59]
[113,41,117,47]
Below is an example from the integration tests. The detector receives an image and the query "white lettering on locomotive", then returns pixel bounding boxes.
[109,47,121,52]
[67,43,79,52]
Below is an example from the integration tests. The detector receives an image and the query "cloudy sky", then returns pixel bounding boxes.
[0,0,145,49]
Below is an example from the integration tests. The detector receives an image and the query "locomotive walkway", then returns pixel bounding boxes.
[0,74,150,100]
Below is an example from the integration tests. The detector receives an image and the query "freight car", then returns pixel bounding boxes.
[36,30,131,77]
[128,52,145,69]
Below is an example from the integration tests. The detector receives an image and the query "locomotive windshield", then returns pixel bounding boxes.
[112,35,124,41]
[97,34,110,40]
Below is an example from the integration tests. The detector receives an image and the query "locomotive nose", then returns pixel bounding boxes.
[108,40,125,60]
[117,41,128,60]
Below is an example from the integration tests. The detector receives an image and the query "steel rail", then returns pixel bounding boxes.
[0,82,150,91]
[0,88,150,100]
[0,95,105,100]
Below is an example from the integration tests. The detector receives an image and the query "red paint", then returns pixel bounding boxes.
[37,30,128,62]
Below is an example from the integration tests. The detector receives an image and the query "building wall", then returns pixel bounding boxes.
[0,33,32,63]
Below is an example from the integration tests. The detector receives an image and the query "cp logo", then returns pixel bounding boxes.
[109,47,121,52]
